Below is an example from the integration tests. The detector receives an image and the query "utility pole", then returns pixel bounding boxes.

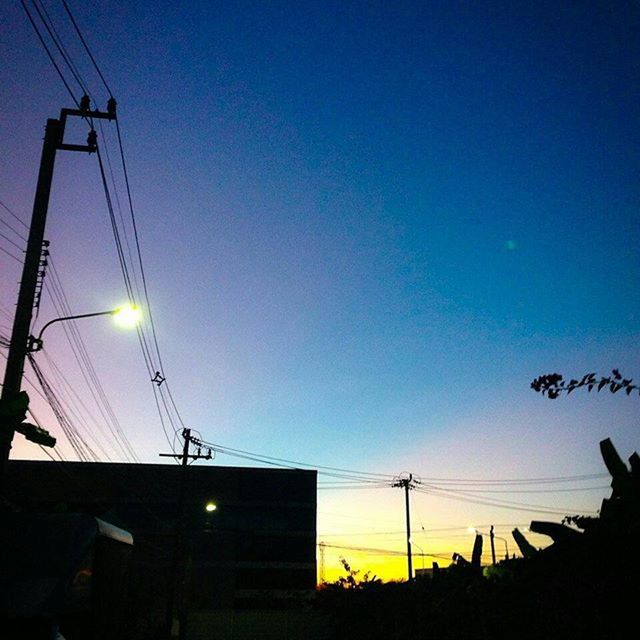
[319,541,326,584]
[489,525,497,566]
[392,473,419,581]
[0,100,116,493]
[160,428,212,639]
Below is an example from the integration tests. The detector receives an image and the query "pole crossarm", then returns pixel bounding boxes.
[60,105,116,123]
[158,453,212,461]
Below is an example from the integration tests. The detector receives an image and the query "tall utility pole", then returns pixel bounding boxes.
[393,473,419,581]
[160,429,212,640]
[0,100,115,492]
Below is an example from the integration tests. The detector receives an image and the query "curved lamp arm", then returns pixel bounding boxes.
[27,308,131,353]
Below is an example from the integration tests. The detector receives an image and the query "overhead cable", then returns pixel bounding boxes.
[20,0,80,107]
[0,200,29,230]
[60,0,113,96]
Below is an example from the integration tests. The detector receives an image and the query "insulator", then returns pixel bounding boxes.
[87,130,97,147]
[80,95,91,111]
[107,97,117,116]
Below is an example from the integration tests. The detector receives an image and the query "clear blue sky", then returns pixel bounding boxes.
[1,1,638,577]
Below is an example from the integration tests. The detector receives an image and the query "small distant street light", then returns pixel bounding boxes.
[469,526,510,564]
[27,304,141,352]
[205,502,217,513]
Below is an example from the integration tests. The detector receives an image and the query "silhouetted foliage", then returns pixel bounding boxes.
[531,369,638,399]
[320,558,381,591]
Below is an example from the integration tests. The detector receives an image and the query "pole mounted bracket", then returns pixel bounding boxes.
[26,335,43,353]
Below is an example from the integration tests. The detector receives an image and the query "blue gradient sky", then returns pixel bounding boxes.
[1,1,639,578]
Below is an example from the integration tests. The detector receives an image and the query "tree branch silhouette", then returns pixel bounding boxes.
[531,369,638,399]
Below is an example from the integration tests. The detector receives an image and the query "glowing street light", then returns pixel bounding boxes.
[205,502,217,513]
[28,304,141,352]
[111,304,142,328]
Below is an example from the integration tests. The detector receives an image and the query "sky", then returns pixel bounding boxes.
[1,0,639,581]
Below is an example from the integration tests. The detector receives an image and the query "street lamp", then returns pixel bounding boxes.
[0,304,142,483]
[469,526,510,564]
[27,304,141,352]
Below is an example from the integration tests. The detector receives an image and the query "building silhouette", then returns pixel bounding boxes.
[5,460,317,637]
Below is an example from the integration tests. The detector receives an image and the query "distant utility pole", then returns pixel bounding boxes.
[489,525,497,566]
[319,541,326,584]
[0,99,115,493]
[160,428,212,640]
[392,473,419,581]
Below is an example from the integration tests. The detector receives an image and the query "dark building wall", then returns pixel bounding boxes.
[6,460,316,624]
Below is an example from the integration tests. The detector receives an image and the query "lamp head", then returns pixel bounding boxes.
[112,304,141,328]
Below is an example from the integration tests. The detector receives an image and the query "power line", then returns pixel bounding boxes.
[111,123,189,437]
[21,3,178,458]
[0,246,22,263]
[27,352,98,462]
[40,5,188,455]
[318,483,389,490]
[30,0,89,96]
[21,0,178,457]
[60,0,113,97]
[415,473,609,486]
[19,0,80,107]
[203,439,603,517]
[42,256,139,462]
[0,217,28,243]
[0,200,29,230]
[198,439,394,480]
[319,542,451,562]
[198,438,608,491]
[203,445,390,484]
[417,482,600,513]
[94,140,178,453]
[0,231,24,252]
[317,524,533,538]
[41,351,114,462]
[414,484,598,517]
[431,485,610,494]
